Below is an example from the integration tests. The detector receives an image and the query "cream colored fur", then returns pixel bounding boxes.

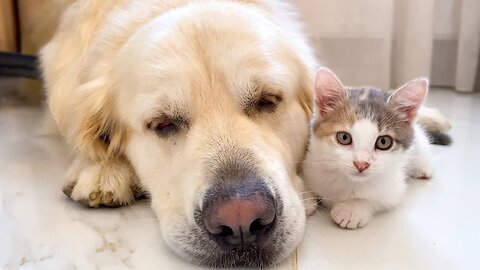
[40,0,449,265]
[41,0,316,266]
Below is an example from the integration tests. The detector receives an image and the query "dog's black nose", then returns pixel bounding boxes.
[201,181,276,249]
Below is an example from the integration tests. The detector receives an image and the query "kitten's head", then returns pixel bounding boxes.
[310,68,428,181]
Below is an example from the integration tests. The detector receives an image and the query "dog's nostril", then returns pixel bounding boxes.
[249,218,263,235]
[219,225,234,237]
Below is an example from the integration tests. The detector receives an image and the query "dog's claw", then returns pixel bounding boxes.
[62,183,75,198]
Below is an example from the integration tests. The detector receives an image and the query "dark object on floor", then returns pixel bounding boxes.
[0,52,39,79]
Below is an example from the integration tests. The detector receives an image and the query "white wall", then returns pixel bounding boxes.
[431,0,461,87]
[293,0,394,88]
[293,0,479,91]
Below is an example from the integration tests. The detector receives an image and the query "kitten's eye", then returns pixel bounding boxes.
[255,94,282,113]
[336,132,352,145]
[147,118,178,137]
[376,135,393,150]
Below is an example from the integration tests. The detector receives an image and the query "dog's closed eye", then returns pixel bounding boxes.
[147,117,180,138]
[244,92,283,116]
[256,94,282,113]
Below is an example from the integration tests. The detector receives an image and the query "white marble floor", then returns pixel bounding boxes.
[0,88,479,270]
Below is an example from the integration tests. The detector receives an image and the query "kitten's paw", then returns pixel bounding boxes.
[330,202,371,229]
[411,166,432,180]
[415,172,432,180]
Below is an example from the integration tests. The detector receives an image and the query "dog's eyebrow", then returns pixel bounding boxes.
[170,112,189,127]
[241,83,283,112]
[146,102,190,127]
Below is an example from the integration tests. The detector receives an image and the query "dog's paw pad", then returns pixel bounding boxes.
[88,191,99,201]
[330,203,370,229]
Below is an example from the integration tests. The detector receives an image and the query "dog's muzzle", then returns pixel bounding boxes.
[190,154,287,267]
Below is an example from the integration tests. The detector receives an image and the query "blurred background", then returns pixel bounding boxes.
[294,0,480,92]
[0,0,479,104]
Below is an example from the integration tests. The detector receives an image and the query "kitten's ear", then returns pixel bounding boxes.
[388,78,429,122]
[314,67,347,115]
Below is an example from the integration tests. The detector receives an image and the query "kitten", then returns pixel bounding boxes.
[303,68,433,229]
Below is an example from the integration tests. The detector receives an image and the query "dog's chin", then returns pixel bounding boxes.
[161,215,296,268]
[189,244,284,268]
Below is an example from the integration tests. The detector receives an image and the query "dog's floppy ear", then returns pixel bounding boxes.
[297,70,314,120]
[68,77,125,161]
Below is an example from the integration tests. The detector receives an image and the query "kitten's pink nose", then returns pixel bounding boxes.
[353,161,370,173]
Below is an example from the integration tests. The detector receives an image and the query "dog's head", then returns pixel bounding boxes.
[74,2,315,267]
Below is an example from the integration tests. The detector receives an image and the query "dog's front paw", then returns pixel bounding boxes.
[330,202,371,229]
[63,158,141,208]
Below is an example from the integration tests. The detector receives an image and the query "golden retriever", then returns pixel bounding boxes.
[40,0,450,267]
[41,0,316,267]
